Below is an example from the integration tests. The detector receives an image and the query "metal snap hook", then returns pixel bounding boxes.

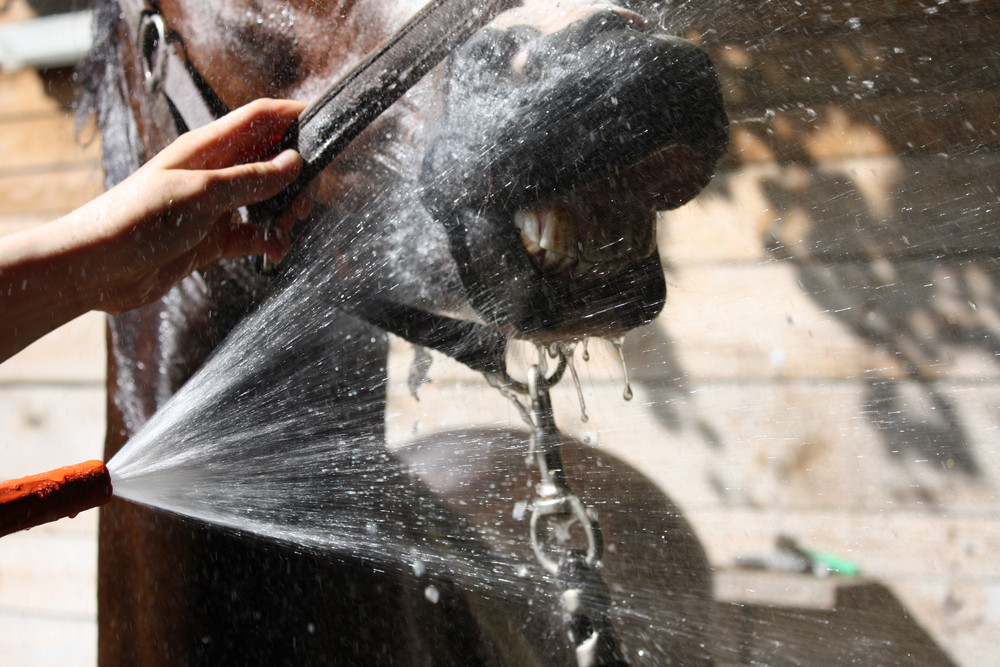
[139,13,168,92]
[496,349,569,395]
[529,494,601,575]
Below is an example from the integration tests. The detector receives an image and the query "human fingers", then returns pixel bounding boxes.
[197,148,304,221]
[192,212,292,268]
[156,98,306,171]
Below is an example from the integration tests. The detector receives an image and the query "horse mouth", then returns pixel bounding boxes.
[421,20,728,341]
[512,183,656,280]
[511,143,707,280]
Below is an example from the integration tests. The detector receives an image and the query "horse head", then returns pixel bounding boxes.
[118,0,726,346]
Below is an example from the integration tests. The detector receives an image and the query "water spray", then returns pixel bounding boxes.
[0,460,113,538]
[0,0,523,542]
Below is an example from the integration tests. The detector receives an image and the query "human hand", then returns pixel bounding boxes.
[71,98,312,312]
[0,98,313,362]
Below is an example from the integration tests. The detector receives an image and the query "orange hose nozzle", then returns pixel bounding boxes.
[0,460,113,538]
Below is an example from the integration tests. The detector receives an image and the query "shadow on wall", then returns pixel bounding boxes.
[637,0,997,497]
[760,161,993,479]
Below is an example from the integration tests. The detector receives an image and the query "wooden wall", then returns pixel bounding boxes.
[384,2,1000,665]
[0,2,105,665]
[0,0,997,665]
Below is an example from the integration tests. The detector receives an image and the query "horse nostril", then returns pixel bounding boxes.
[462,27,534,76]
[561,10,637,47]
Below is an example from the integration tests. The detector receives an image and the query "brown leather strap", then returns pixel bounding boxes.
[249,0,518,227]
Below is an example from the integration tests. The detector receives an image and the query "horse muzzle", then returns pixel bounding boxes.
[420,10,728,341]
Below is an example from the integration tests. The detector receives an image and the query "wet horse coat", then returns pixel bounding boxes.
[83,1,727,664]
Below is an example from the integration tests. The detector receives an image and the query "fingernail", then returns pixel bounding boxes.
[271,149,301,171]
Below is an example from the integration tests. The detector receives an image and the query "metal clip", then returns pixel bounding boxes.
[139,13,168,94]
[530,494,600,575]
[526,364,602,575]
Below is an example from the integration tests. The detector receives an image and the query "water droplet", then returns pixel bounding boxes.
[563,343,589,423]
[424,585,440,604]
[608,335,633,401]
[407,344,433,400]
[535,343,549,376]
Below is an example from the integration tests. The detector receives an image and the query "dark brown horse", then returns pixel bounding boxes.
[81,1,727,664]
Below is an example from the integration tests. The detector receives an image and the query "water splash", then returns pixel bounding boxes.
[407,344,433,400]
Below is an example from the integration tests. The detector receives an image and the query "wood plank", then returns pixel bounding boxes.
[662,0,993,41]
[0,114,99,172]
[0,0,37,24]
[721,92,1000,165]
[0,608,96,667]
[694,510,1000,581]
[703,14,1000,108]
[0,528,98,616]
[0,386,106,479]
[384,258,1000,385]
[679,154,1000,262]
[691,7,1000,162]
[0,312,106,384]
[386,369,1000,511]
[0,384,102,666]
[0,67,80,117]
[0,165,103,216]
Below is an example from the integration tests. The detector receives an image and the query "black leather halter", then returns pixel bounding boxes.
[116,0,521,382]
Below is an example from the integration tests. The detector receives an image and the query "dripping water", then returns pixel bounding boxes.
[608,335,634,401]
[562,342,589,423]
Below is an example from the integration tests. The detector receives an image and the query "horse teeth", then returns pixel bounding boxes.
[538,208,578,261]
[514,209,542,254]
[516,205,655,276]
[537,208,558,251]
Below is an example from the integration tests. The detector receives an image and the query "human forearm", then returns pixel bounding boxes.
[0,219,97,362]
